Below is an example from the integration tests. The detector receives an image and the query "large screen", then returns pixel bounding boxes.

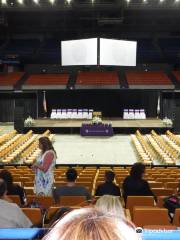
[61,38,97,66]
[100,38,137,66]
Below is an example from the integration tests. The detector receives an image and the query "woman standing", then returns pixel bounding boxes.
[33,136,56,196]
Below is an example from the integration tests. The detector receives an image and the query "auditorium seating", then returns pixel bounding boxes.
[0,72,24,89]
[23,73,69,89]
[0,129,54,164]
[133,207,170,227]
[126,71,174,89]
[126,196,155,217]
[76,71,119,89]
[173,71,180,83]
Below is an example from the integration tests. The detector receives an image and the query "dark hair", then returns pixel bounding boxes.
[0,179,7,197]
[0,170,13,186]
[105,171,115,182]
[39,137,56,154]
[130,163,145,180]
[66,168,77,182]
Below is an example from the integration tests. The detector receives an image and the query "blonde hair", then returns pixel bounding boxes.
[95,195,125,218]
[43,208,139,240]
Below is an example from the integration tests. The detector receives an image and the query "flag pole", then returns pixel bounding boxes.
[43,90,47,118]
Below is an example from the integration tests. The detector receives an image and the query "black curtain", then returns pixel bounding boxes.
[0,92,37,122]
[38,89,159,118]
[0,97,14,122]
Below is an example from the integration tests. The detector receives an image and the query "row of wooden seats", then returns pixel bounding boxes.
[8,195,180,227]
[0,72,24,86]
[131,134,153,164]
[163,135,180,156]
[151,130,178,162]
[0,130,54,164]
[167,130,180,145]
[126,71,173,85]
[25,74,69,85]
[76,71,119,85]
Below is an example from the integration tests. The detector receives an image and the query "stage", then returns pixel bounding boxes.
[24,118,172,134]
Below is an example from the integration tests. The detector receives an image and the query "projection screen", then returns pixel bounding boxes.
[61,38,97,66]
[100,38,137,66]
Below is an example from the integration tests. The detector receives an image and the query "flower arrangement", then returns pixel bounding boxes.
[24,116,35,127]
[163,118,173,127]
[92,116,102,125]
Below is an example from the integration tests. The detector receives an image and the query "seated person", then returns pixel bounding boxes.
[0,170,26,206]
[0,178,32,228]
[95,195,125,218]
[53,168,91,203]
[122,163,155,204]
[95,171,121,196]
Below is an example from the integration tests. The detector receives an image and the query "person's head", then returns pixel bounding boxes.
[95,195,125,218]
[66,168,77,182]
[130,163,145,180]
[105,170,115,183]
[0,179,7,198]
[0,170,13,186]
[39,136,55,154]
[43,208,139,240]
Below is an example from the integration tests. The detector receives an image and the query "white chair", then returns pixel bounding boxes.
[67,109,72,119]
[50,109,57,119]
[135,109,141,119]
[82,109,89,119]
[56,109,62,119]
[71,109,78,119]
[88,109,93,119]
[77,109,83,119]
[123,109,129,119]
[128,109,135,119]
[140,109,146,119]
[61,109,67,119]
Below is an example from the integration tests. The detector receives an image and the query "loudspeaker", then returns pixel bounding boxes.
[14,106,24,133]
[173,106,180,133]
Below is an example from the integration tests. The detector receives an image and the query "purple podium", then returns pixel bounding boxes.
[80,124,114,136]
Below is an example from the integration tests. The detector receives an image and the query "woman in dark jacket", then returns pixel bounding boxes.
[0,169,26,206]
[122,163,155,204]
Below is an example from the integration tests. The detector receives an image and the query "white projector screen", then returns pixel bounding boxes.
[61,38,97,66]
[100,38,137,66]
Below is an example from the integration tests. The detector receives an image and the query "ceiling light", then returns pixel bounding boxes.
[49,0,55,4]
[33,0,39,4]
[17,0,24,4]
[1,0,7,5]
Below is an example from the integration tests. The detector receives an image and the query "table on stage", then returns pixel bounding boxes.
[80,123,114,136]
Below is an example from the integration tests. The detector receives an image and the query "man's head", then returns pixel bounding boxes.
[0,179,7,198]
[66,168,77,182]
[105,171,115,183]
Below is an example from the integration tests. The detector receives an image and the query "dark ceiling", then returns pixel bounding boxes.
[1,0,180,37]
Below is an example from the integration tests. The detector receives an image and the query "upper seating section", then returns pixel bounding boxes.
[0,72,24,88]
[126,71,174,89]
[23,73,69,89]
[76,71,119,88]
[172,71,180,83]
